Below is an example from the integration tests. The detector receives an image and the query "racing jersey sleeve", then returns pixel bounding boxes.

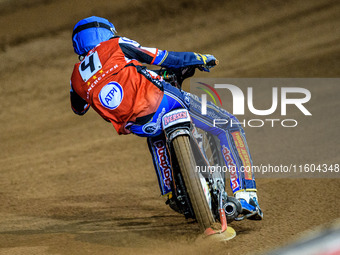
[70,82,90,115]
[118,37,207,69]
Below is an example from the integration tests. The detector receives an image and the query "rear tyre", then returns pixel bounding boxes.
[172,135,215,231]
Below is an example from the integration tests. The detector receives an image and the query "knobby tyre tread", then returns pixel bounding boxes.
[172,135,215,231]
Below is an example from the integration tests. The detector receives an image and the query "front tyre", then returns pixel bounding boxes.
[172,135,215,231]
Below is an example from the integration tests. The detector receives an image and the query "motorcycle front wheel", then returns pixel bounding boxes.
[172,135,215,231]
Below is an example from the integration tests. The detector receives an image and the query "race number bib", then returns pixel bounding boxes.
[79,51,102,82]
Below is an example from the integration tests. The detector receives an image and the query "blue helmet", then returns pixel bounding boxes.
[72,16,116,55]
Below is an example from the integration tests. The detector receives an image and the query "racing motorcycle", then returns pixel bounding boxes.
[152,63,247,239]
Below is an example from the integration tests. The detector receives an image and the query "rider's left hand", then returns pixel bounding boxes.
[198,54,218,72]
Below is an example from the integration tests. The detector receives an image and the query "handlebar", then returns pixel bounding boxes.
[155,59,218,89]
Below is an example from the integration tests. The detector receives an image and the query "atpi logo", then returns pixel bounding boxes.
[196,82,312,127]
[99,82,123,110]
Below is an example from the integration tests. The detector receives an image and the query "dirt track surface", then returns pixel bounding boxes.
[0,0,339,254]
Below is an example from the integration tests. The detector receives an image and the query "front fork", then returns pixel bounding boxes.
[161,108,242,234]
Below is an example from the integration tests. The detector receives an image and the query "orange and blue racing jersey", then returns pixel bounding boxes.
[70,36,208,134]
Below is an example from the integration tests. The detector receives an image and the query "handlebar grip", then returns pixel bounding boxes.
[207,59,219,67]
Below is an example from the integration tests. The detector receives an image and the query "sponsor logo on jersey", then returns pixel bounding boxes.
[231,131,253,180]
[183,91,190,106]
[162,109,190,129]
[99,82,123,110]
[154,140,172,192]
[142,108,166,135]
[222,145,239,191]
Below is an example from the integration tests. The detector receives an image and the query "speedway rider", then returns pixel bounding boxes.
[70,16,263,220]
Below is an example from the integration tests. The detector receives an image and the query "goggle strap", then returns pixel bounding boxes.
[72,21,115,38]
